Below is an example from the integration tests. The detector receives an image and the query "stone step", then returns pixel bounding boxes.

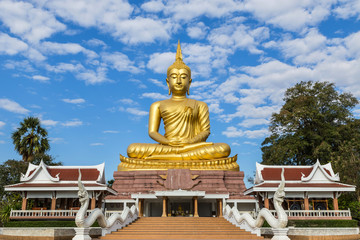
[99,217,264,240]
[100,235,263,239]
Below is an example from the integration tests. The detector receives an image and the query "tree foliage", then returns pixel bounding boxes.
[261,81,359,165]
[11,117,50,162]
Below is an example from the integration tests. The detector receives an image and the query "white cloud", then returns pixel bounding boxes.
[90,142,104,146]
[86,38,107,48]
[334,0,360,19]
[147,52,174,74]
[0,0,66,43]
[0,98,29,114]
[46,63,84,73]
[49,137,65,143]
[243,141,258,146]
[0,121,5,128]
[42,0,171,44]
[208,24,269,54]
[76,67,109,85]
[224,104,280,122]
[41,119,59,126]
[103,130,119,134]
[62,98,86,104]
[141,0,165,12]
[142,92,168,100]
[4,60,34,72]
[25,47,46,61]
[41,41,97,58]
[238,118,269,128]
[102,52,140,73]
[187,22,208,39]
[148,78,167,90]
[125,108,148,116]
[344,31,360,59]
[0,33,28,55]
[242,0,335,31]
[164,0,241,21]
[118,98,138,105]
[128,78,147,89]
[182,43,214,77]
[208,103,223,114]
[0,140,5,144]
[42,0,133,27]
[115,17,171,44]
[264,28,327,65]
[222,126,269,139]
[61,119,83,127]
[32,75,50,82]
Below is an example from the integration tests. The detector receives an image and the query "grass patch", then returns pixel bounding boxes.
[263,219,358,228]
[4,221,99,228]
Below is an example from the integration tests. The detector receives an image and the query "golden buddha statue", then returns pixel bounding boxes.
[119,41,239,171]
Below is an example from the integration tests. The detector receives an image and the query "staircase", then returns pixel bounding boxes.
[99,217,264,239]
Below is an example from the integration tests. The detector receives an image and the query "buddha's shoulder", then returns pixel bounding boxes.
[150,99,170,108]
[187,98,208,108]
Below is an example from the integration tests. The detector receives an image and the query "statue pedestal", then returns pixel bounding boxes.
[271,228,290,240]
[72,228,91,240]
[118,154,239,171]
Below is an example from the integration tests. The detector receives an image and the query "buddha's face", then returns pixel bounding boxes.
[166,68,191,96]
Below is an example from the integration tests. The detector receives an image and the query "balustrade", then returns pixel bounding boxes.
[10,209,92,219]
[267,209,351,219]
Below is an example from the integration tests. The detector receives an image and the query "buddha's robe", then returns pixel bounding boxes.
[127,98,230,160]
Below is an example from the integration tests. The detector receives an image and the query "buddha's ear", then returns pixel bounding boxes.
[187,78,192,95]
[166,78,171,95]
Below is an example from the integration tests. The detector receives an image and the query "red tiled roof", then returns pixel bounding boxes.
[6,183,106,188]
[254,182,353,188]
[261,167,313,181]
[47,168,100,181]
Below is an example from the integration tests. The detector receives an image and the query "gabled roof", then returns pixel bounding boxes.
[20,160,105,184]
[246,160,355,195]
[5,160,117,195]
[255,160,339,184]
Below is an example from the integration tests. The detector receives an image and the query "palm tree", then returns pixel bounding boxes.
[11,117,50,162]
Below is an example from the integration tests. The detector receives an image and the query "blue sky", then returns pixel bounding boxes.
[1,0,360,186]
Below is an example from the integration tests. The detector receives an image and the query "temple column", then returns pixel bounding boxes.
[218,199,223,217]
[51,197,56,210]
[91,196,96,210]
[264,193,269,209]
[162,197,167,217]
[97,193,103,209]
[333,193,339,210]
[194,197,199,217]
[139,199,144,217]
[21,197,27,210]
[304,197,309,210]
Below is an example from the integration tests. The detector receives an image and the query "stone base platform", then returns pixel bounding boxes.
[117,155,239,171]
[107,168,252,200]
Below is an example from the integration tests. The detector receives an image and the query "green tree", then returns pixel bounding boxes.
[12,117,50,162]
[261,81,359,165]
[0,194,22,225]
[0,160,28,200]
[107,179,114,188]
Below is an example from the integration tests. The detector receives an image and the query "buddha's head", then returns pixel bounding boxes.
[166,41,192,96]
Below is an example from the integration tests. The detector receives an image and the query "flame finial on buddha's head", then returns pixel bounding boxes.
[167,40,191,78]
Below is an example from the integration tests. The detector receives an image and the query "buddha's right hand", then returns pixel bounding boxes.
[168,140,185,147]
[177,142,213,153]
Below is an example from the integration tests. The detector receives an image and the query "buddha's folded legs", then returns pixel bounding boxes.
[127,142,230,160]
